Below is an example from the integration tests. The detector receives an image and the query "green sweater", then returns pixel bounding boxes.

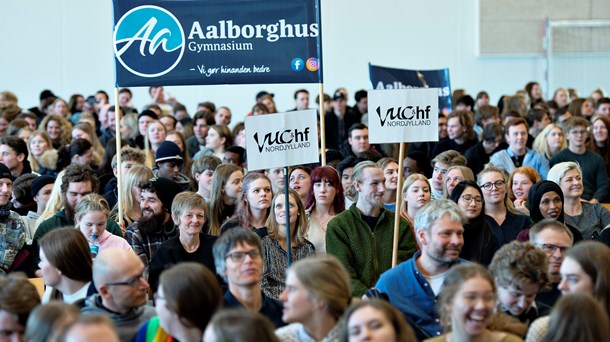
[326,204,417,296]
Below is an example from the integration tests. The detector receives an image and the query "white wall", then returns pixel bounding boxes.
[1,0,605,127]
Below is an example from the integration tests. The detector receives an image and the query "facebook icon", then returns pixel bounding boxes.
[291,58,304,72]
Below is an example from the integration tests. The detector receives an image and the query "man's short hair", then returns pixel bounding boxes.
[337,156,365,177]
[489,241,550,289]
[118,88,132,97]
[456,95,475,109]
[482,122,504,142]
[192,155,222,176]
[0,273,41,327]
[348,123,368,138]
[563,116,590,133]
[60,164,99,194]
[212,228,262,281]
[0,136,28,159]
[504,117,529,133]
[431,150,466,168]
[111,147,146,169]
[225,146,245,165]
[526,108,549,127]
[413,199,464,236]
[354,90,367,102]
[475,105,499,126]
[596,97,610,109]
[294,89,308,99]
[529,218,574,243]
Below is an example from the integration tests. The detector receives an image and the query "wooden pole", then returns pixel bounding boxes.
[284,166,291,266]
[114,88,124,227]
[391,142,406,267]
[318,83,326,166]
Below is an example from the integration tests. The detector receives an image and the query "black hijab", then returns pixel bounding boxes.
[528,181,564,223]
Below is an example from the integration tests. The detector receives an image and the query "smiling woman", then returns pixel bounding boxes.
[148,192,218,292]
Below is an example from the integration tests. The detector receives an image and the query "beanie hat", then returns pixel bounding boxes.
[0,164,13,181]
[155,141,184,164]
[149,177,183,210]
[138,109,158,121]
[31,175,56,197]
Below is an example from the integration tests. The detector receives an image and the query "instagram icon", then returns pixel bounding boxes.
[306,57,319,72]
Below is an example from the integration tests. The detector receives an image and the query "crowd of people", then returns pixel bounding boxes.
[0,83,609,341]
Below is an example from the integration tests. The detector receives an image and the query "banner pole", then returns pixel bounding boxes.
[114,88,124,228]
[391,142,406,267]
[318,83,326,166]
[284,166,292,266]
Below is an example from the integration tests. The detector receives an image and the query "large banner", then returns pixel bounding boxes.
[245,110,319,170]
[368,89,439,144]
[112,0,322,87]
[369,63,452,114]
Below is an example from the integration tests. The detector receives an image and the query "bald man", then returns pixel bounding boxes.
[63,315,120,342]
[81,248,155,342]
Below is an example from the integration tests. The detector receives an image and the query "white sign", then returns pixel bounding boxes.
[245,110,319,170]
[367,88,439,144]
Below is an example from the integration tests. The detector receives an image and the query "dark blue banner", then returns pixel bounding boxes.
[369,64,452,114]
[112,0,322,87]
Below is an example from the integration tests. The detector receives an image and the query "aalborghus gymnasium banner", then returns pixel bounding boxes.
[112,0,323,86]
[369,63,452,114]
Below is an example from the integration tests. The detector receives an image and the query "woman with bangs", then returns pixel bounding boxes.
[221,172,273,236]
[262,189,315,299]
[532,124,566,162]
[304,166,345,254]
[508,166,541,216]
[28,130,59,176]
[478,163,530,247]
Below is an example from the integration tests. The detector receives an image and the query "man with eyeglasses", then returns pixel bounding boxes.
[490,117,550,179]
[550,116,609,203]
[82,248,155,342]
[529,219,574,307]
[212,227,285,328]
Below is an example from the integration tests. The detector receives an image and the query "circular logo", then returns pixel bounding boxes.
[306,57,319,72]
[114,5,185,77]
[291,58,304,72]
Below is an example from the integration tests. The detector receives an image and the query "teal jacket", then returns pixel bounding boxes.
[34,209,123,242]
[326,204,417,296]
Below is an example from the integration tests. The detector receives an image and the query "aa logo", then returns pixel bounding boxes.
[114,5,185,77]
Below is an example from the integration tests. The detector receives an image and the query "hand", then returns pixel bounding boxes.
[514,199,530,216]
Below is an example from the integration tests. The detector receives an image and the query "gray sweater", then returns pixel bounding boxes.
[564,202,610,240]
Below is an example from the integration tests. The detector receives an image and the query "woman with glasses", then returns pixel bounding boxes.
[262,189,315,299]
[478,163,530,247]
[138,263,222,342]
[547,162,610,240]
[148,192,218,292]
[450,180,498,265]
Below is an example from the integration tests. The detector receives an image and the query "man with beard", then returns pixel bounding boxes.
[0,163,29,275]
[125,177,183,274]
[375,199,466,340]
[326,161,417,297]
[34,164,122,242]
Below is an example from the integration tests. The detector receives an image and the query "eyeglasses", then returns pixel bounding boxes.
[460,194,483,204]
[569,130,587,136]
[226,249,261,262]
[480,180,506,191]
[534,243,569,254]
[106,271,145,287]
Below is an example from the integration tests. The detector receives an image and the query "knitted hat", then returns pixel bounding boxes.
[0,164,13,181]
[155,141,183,164]
[148,177,183,210]
[31,175,56,197]
[138,109,158,121]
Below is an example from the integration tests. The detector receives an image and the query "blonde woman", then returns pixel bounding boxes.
[28,130,59,176]
[478,163,530,246]
[39,114,72,149]
[37,170,65,223]
[262,189,315,299]
[111,164,154,229]
[442,165,474,198]
[532,124,566,162]
[400,174,431,228]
